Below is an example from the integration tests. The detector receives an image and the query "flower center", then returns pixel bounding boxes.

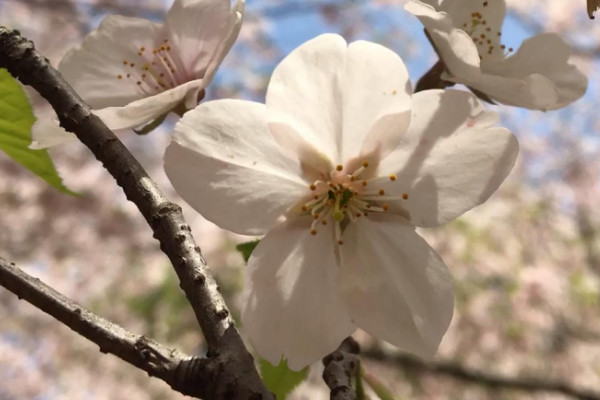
[116,39,185,95]
[301,161,408,245]
[458,2,513,60]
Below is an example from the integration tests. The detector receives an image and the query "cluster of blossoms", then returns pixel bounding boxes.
[36,0,587,370]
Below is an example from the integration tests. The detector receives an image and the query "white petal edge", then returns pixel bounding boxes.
[93,79,205,130]
[164,99,308,235]
[266,34,346,165]
[405,1,481,79]
[242,217,355,370]
[341,40,412,163]
[376,89,519,227]
[30,118,76,149]
[339,213,453,358]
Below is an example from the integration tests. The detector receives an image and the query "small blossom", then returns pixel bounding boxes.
[164,34,519,370]
[31,0,244,149]
[406,0,587,110]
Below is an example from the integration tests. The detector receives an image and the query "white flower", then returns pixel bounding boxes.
[30,0,244,149]
[406,0,587,110]
[164,34,519,370]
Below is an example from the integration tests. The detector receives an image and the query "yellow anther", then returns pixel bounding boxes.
[302,205,308,212]
[361,161,369,168]
[322,220,328,225]
[313,214,319,220]
[350,176,356,182]
[140,46,145,51]
[361,181,367,187]
[309,183,317,191]
[382,203,389,211]
[336,165,343,171]
[392,89,397,95]
[310,229,317,236]
[122,60,128,65]
[379,189,385,195]
[402,193,409,200]
[117,74,122,79]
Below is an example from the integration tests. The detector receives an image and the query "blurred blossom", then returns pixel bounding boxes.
[406,0,588,110]
[30,0,245,149]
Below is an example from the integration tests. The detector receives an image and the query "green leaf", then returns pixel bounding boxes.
[355,366,366,400]
[259,358,308,400]
[236,239,260,263]
[0,68,75,195]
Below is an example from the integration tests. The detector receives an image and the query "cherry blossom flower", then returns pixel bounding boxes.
[30,0,244,149]
[164,34,519,370]
[405,0,587,110]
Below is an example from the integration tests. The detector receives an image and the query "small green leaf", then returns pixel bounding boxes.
[259,358,308,400]
[0,68,75,195]
[133,111,168,135]
[355,366,366,400]
[236,239,260,263]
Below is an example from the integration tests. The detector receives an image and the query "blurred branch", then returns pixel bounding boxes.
[0,257,191,394]
[322,337,361,400]
[0,27,271,400]
[364,347,600,400]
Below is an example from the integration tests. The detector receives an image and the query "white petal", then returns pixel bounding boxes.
[266,34,346,165]
[93,79,205,130]
[339,214,453,358]
[341,40,412,162]
[465,72,559,110]
[165,0,241,79]
[242,217,355,370]
[485,33,587,109]
[58,15,162,109]
[202,0,245,84]
[164,100,308,235]
[30,118,76,149]
[377,90,519,227]
[405,1,481,79]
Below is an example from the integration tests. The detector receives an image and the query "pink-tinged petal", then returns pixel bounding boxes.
[164,100,308,236]
[377,90,518,227]
[341,40,412,163]
[30,118,76,149]
[59,15,162,109]
[266,34,346,164]
[165,0,242,80]
[242,217,355,370]
[486,33,587,109]
[461,72,559,110]
[93,79,205,130]
[339,214,453,358]
[202,0,245,85]
[405,1,481,79]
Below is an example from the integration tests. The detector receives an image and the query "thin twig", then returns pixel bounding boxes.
[364,347,600,400]
[0,27,271,400]
[0,257,198,395]
[323,337,361,400]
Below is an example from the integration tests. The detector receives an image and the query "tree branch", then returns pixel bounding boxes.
[364,347,600,400]
[0,27,271,400]
[322,337,360,400]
